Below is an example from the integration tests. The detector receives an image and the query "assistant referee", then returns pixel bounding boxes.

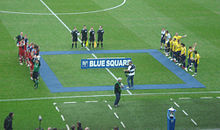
[97,26,104,48]
[81,25,88,48]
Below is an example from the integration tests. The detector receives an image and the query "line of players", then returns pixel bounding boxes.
[15,32,41,88]
[160,28,200,77]
[71,25,104,49]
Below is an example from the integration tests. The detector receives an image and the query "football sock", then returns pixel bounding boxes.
[75,43,77,48]
[92,43,94,48]
[72,43,74,48]
[101,43,103,48]
[97,43,99,47]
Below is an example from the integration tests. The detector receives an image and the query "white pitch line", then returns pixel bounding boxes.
[114,112,119,119]
[182,110,188,116]
[40,0,132,95]
[53,102,56,105]
[64,101,77,104]
[216,97,220,99]
[2,91,220,102]
[85,101,98,103]
[120,121,126,128]
[108,104,112,110]
[55,106,60,112]
[66,124,70,130]
[0,0,126,15]
[179,97,191,100]
[191,118,198,126]
[200,97,213,99]
[174,102,180,108]
[61,115,65,121]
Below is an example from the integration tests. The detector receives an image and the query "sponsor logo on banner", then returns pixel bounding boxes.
[81,58,131,69]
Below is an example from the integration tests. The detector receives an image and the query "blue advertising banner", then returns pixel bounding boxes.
[81,58,131,69]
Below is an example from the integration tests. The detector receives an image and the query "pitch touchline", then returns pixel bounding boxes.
[0,0,126,15]
[39,0,132,95]
[0,91,220,102]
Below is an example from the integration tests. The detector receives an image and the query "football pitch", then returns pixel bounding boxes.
[1,0,220,129]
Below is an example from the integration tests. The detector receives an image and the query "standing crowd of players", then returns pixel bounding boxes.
[160,28,200,77]
[71,25,104,49]
[15,32,41,88]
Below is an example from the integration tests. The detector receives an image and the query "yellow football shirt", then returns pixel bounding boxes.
[187,49,193,59]
[173,41,178,52]
[195,53,200,64]
[176,43,181,52]
[173,35,182,41]
[181,46,186,56]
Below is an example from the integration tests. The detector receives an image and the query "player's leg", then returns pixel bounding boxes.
[81,37,84,48]
[97,39,100,48]
[193,63,198,76]
[89,39,91,48]
[127,76,131,88]
[182,56,186,69]
[114,93,120,106]
[81,41,84,48]
[72,42,74,48]
[30,63,34,80]
[131,76,134,88]
[101,39,103,48]
[92,40,94,48]
[75,41,77,48]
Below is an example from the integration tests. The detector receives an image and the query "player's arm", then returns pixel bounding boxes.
[181,34,187,38]
[192,42,197,51]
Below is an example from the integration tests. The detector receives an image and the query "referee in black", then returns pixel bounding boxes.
[81,25,88,48]
[89,27,95,48]
[71,27,79,48]
[97,26,104,48]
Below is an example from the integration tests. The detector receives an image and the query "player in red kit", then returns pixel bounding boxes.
[17,38,25,65]
[24,35,29,66]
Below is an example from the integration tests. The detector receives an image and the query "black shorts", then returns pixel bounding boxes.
[89,38,94,42]
[161,37,165,43]
[181,55,186,62]
[166,48,170,52]
[177,51,181,56]
[98,37,103,42]
[33,72,39,79]
[82,37,87,41]
[72,37,77,42]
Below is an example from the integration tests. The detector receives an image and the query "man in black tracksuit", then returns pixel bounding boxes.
[4,112,14,130]
[114,77,123,107]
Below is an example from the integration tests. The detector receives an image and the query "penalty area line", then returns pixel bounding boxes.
[40,0,132,95]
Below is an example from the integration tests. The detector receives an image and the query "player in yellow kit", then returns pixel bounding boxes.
[192,50,200,77]
[172,38,178,62]
[185,43,197,72]
[173,33,187,41]
[176,40,182,65]
[180,43,186,69]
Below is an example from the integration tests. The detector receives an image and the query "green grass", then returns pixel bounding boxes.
[43,53,183,87]
[0,0,220,129]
